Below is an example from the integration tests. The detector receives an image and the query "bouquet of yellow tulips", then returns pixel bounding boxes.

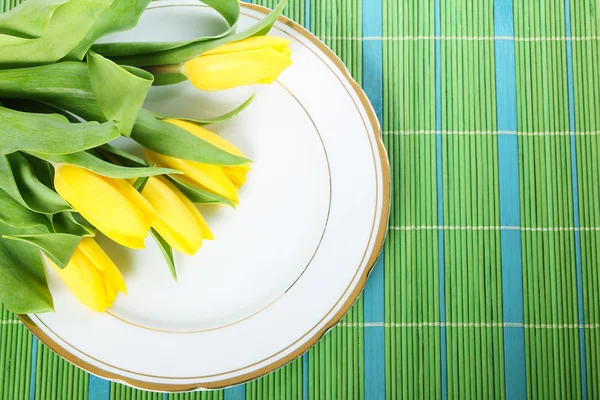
[0,0,291,313]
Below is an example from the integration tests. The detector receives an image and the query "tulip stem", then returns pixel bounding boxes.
[144,64,181,74]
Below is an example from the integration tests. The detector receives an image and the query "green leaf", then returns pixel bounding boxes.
[0,188,52,231]
[51,212,95,237]
[0,0,70,39]
[0,62,105,124]
[0,62,93,99]
[0,106,119,156]
[100,0,288,67]
[66,0,152,60]
[0,191,86,268]
[132,109,250,166]
[153,95,255,126]
[150,228,177,281]
[98,143,148,167]
[133,176,149,193]
[0,98,81,123]
[0,222,54,314]
[4,233,81,269]
[91,0,240,57]
[167,176,235,207]
[0,64,248,167]
[29,150,180,179]
[0,153,71,215]
[151,72,187,86]
[21,154,55,189]
[87,51,153,136]
[0,62,153,136]
[96,146,150,192]
[0,0,114,67]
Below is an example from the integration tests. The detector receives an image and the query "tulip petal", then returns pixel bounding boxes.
[183,46,292,92]
[49,249,109,312]
[54,165,151,247]
[223,166,248,189]
[142,177,204,255]
[77,237,111,271]
[78,237,127,294]
[165,178,214,240]
[105,176,159,222]
[103,232,146,249]
[194,212,213,240]
[146,151,239,204]
[202,36,291,55]
[152,219,198,255]
[104,274,119,303]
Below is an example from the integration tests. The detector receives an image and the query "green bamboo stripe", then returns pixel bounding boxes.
[0,306,33,400]
[383,230,440,400]
[440,0,505,398]
[109,384,162,399]
[570,0,600,397]
[246,359,302,399]
[110,383,225,399]
[35,340,89,400]
[310,0,362,85]
[168,392,223,400]
[308,306,364,400]
[253,0,304,26]
[382,0,439,399]
[514,0,583,398]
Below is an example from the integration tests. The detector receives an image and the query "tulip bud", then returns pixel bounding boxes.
[141,176,213,255]
[145,119,251,205]
[182,36,292,91]
[48,238,127,312]
[54,165,157,249]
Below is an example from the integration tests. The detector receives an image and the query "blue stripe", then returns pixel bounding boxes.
[88,376,110,400]
[224,384,246,400]
[302,354,309,400]
[362,0,385,398]
[29,337,38,400]
[493,0,527,398]
[304,0,310,31]
[434,0,447,398]
[564,0,587,397]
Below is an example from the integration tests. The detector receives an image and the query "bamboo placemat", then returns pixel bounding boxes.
[1,0,599,398]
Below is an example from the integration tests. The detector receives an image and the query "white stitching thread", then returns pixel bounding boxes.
[0,320,20,325]
[388,226,600,232]
[382,130,600,136]
[337,322,600,329]
[321,35,600,42]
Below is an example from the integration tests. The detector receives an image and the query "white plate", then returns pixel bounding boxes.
[20,1,389,391]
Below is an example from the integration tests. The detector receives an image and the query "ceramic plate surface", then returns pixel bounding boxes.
[20,1,390,391]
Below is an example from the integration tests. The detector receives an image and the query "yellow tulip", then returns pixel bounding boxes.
[47,238,127,312]
[141,176,213,255]
[145,119,251,205]
[54,165,157,249]
[182,36,292,91]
